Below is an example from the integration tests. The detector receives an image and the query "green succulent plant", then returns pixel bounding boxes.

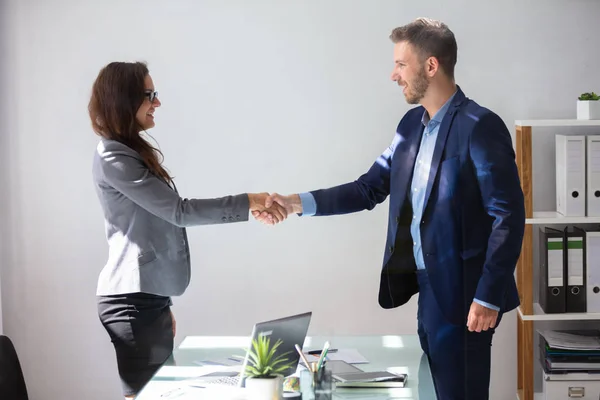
[579,92,600,101]
[244,335,295,379]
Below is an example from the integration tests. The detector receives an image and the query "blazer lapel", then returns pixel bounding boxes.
[421,114,453,214]
[421,89,466,213]
[394,123,425,207]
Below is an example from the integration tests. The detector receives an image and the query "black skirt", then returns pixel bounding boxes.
[97,292,174,397]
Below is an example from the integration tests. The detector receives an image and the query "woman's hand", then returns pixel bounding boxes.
[248,192,288,225]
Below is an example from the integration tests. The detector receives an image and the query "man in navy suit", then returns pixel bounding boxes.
[255,18,525,399]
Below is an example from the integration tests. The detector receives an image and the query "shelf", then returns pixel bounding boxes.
[515,119,600,127]
[526,211,600,225]
[518,303,600,321]
[516,390,543,400]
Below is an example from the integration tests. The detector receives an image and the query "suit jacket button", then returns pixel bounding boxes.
[221,216,227,222]
[229,216,234,221]
[396,216,401,224]
[236,215,241,220]
[389,246,394,253]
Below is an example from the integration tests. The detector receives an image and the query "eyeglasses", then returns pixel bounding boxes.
[144,90,158,103]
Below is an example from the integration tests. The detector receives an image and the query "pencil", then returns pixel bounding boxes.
[295,344,312,371]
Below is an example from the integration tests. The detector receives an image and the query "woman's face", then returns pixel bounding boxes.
[136,74,161,130]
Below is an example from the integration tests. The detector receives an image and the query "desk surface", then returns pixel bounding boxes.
[136,334,435,399]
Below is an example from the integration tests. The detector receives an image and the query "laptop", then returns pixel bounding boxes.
[202,311,312,388]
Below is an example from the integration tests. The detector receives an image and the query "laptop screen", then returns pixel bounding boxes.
[238,311,312,386]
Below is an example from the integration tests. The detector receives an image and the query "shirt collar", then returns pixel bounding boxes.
[421,90,457,127]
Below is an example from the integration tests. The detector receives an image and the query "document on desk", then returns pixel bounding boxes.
[135,381,246,400]
[157,385,246,400]
[154,364,241,379]
[193,357,243,367]
[305,348,369,364]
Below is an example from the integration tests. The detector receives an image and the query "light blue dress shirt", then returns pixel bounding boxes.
[410,99,449,273]
[298,94,499,311]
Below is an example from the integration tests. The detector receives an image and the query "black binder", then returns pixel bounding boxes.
[566,226,586,313]
[539,227,566,313]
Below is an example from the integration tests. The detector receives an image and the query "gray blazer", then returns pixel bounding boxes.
[92,139,249,297]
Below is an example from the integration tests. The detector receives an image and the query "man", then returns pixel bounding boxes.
[254,18,525,399]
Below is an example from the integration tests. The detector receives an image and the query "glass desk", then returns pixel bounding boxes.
[136,335,435,399]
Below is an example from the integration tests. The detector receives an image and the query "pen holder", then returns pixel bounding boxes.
[312,367,333,400]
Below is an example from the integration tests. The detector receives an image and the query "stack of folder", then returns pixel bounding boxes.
[539,226,600,314]
[538,330,600,374]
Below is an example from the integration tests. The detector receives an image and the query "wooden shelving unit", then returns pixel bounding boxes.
[515,119,600,400]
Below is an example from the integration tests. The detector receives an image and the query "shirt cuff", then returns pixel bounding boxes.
[298,192,316,216]
[473,298,499,311]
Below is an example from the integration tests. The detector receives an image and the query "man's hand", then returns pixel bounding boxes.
[466,302,498,332]
[252,193,302,225]
[248,192,288,225]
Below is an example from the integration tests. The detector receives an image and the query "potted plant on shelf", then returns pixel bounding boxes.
[577,92,600,120]
[243,335,295,400]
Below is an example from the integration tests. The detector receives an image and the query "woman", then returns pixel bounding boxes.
[88,61,285,398]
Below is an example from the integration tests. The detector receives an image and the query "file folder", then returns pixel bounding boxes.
[566,226,586,313]
[586,136,600,216]
[556,135,586,217]
[540,227,566,313]
[586,230,600,313]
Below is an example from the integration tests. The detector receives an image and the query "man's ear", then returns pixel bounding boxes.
[426,56,439,77]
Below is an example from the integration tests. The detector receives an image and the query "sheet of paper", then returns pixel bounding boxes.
[154,365,241,379]
[304,348,369,364]
[193,357,243,367]
[137,380,247,400]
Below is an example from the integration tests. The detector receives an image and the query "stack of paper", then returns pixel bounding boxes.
[537,330,600,373]
[538,330,600,351]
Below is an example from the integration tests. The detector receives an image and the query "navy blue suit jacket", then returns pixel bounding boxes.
[308,87,525,325]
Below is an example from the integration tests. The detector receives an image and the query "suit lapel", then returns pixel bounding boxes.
[394,122,425,207]
[421,113,454,214]
[421,89,466,214]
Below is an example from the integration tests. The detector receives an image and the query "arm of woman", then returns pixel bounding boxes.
[97,145,285,226]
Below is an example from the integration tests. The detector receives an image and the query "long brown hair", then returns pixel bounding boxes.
[88,61,172,183]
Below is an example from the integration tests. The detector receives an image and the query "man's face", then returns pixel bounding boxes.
[390,41,430,104]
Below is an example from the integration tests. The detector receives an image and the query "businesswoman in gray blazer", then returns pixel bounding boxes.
[88,61,285,399]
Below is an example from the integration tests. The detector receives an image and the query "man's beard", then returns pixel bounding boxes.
[405,67,430,104]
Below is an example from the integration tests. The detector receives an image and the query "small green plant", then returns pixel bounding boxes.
[579,92,600,101]
[244,335,295,379]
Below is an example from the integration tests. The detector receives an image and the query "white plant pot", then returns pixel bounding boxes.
[577,100,600,120]
[244,375,283,400]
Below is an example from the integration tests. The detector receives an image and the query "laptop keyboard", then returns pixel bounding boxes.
[206,375,240,386]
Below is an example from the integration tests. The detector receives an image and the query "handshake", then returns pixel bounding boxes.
[248,193,302,225]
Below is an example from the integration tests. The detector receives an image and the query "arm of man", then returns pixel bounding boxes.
[263,131,403,218]
[98,148,285,227]
[469,112,526,315]
[305,147,394,216]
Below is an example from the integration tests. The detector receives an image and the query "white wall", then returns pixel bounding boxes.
[2,0,600,399]
[0,0,11,336]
